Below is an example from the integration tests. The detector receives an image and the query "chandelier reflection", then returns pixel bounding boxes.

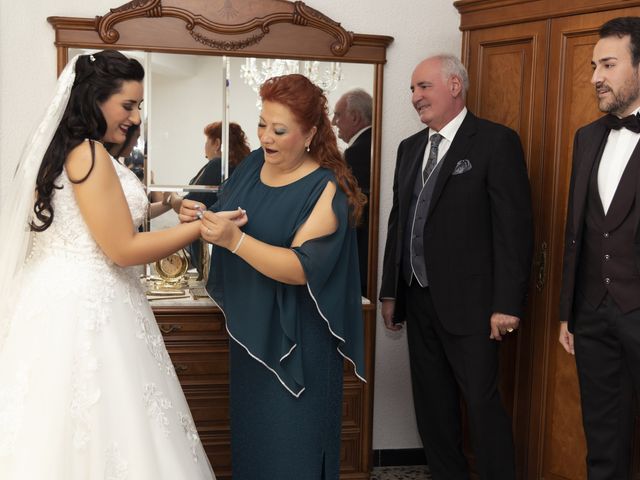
[240,58,342,107]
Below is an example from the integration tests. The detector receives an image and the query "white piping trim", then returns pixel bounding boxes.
[205,289,305,398]
[305,283,367,384]
[280,343,297,363]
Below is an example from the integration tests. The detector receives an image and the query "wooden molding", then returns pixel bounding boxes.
[455,0,640,30]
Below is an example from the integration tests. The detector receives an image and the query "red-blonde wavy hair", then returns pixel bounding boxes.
[204,121,251,167]
[259,74,366,225]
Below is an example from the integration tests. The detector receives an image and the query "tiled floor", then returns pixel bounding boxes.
[370,465,432,479]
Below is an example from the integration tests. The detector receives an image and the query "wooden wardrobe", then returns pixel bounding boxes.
[454,1,640,478]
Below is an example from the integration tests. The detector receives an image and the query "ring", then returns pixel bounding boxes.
[507,328,514,333]
[206,228,211,235]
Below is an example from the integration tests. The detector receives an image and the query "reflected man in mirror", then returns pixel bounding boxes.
[332,88,372,296]
[380,54,533,480]
[559,16,640,480]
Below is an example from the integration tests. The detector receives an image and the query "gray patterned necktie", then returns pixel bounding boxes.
[423,133,443,184]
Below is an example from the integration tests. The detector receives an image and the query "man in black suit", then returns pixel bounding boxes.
[380,54,533,480]
[559,17,640,480]
[332,89,372,295]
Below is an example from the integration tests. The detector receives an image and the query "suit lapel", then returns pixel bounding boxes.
[572,121,609,235]
[428,112,476,217]
[632,140,640,236]
[398,131,428,216]
[604,139,640,231]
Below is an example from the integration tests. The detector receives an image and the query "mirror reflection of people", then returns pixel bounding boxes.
[171,121,250,276]
[380,55,533,480]
[332,89,372,295]
[0,51,217,479]
[109,122,141,163]
[192,74,366,479]
[108,124,172,219]
[167,121,250,215]
[559,17,640,479]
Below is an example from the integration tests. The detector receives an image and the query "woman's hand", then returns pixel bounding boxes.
[215,207,248,227]
[200,210,244,250]
[178,199,206,223]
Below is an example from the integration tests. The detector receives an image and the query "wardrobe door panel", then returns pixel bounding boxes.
[540,8,640,479]
[465,20,548,478]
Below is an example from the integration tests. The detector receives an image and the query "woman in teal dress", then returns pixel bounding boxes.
[185,74,367,479]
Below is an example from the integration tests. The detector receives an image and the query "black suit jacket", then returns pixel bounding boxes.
[345,127,372,295]
[345,127,372,195]
[559,116,640,330]
[380,111,533,335]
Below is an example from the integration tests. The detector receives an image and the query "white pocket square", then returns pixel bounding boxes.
[452,159,472,175]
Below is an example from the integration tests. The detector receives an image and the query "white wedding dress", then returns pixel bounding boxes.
[0,153,216,480]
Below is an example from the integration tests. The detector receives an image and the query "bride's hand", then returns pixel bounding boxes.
[215,207,248,227]
[200,210,244,250]
[178,199,206,223]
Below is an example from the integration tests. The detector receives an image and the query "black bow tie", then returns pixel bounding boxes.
[603,112,640,133]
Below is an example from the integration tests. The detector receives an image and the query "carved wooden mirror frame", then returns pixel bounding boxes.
[48,0,393,303]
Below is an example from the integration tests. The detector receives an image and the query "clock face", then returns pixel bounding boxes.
[156,253,188,281]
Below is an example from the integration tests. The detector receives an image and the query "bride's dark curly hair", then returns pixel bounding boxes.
[31,50,144,232]
[259,74,367,225]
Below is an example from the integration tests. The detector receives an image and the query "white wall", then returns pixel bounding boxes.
[0,0,461,451]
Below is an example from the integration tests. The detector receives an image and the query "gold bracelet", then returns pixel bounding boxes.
[231,232,246,254]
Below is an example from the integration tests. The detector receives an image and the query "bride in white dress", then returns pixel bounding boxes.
[0,51,220,479]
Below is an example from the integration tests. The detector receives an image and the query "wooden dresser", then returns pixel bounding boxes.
[154,301,376,480]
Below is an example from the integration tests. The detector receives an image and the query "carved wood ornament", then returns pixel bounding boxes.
[48,0,392,64]
[97,0,353,55]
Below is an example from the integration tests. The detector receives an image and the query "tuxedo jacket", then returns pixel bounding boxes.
[559,116,640,330]
[380,111,533,335]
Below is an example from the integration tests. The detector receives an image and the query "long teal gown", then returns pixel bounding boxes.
[206,149,365,480]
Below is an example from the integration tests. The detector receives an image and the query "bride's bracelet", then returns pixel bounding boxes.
[231,232,246,254]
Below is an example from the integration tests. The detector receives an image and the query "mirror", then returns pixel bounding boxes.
[51,0,391,301]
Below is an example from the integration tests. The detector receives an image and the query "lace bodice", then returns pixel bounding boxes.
[28,156,148,265]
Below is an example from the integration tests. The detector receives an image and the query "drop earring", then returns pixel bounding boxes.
[305,145,311,152]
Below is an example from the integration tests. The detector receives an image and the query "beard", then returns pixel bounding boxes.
[596,69,640,115]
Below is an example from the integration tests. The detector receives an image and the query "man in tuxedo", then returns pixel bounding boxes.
[332,89,372,295]
[558,17,640,479]
[379,54,533,480]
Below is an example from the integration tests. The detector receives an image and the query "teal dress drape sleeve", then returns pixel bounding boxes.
[291,186,365,382]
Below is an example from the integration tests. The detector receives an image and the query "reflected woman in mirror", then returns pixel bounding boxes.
[170,121,251,275]
[167,121,251,215]
[189,74,367,479]
[0,50,220,479]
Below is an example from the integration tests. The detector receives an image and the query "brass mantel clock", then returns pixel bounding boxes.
[154,250,189,284]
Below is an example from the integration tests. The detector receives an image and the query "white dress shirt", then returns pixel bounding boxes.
[598,106,640,214]
[421,107,467,181]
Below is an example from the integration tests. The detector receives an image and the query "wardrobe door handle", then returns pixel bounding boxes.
[535,241,547,292]
[174,364,189,373]
[159,324,182,334]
